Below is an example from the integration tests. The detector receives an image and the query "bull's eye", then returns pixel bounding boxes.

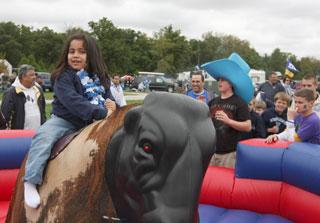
[141,142,153,153]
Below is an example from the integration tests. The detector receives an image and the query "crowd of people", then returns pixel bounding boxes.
[187,53,320,168]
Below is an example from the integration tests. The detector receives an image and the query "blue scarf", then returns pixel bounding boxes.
[76,69,106,107]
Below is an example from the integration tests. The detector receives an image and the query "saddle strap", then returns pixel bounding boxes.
[49,130,81,160]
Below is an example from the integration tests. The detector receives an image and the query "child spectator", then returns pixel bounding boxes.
[266,88,320,144]
[262,92,290,136]
[241,99,266,140]
[253,99,266,116]
[290,74,320,117]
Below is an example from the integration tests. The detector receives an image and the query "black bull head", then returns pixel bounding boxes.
[106,92,216,222]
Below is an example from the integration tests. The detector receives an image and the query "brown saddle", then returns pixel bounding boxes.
[49,130,81,160]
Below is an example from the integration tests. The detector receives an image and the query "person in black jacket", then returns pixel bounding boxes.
[241,99,266,140]
[1,64,46,130]
[0,111,7,129]
[23,33,116,209]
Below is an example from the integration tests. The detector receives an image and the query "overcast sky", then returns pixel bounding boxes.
[2,0,320,59]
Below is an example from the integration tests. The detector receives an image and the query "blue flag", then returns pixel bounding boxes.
[286,59,299,72]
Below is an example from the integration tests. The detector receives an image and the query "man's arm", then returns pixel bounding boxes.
[215,110,251,132]
[227,119,251,132]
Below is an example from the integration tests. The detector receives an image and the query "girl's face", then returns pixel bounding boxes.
[68,39,87,70]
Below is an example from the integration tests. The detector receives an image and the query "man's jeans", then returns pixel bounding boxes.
[24,115,77,185]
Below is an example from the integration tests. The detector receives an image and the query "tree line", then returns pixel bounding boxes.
[1,17,320,79]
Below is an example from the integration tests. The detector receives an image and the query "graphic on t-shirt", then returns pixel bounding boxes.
[210,104,235,139]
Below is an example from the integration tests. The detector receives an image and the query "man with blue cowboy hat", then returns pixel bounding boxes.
[201,52,253,168]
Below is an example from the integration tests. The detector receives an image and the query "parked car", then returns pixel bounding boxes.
[131,75,149,90]
[149,76,175,92]
[36,72,53,92]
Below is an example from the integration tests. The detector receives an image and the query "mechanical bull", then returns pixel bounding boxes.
[6,92,216,223]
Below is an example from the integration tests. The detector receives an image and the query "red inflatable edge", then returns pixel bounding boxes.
[0,130,35,138]
[240,138,292,148]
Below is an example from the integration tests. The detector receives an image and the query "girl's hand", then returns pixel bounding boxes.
[265,134,278,144]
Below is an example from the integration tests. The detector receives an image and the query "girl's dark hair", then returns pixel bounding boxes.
[52,33,109,89]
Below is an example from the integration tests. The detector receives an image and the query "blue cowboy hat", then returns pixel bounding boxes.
[201,52,254,104]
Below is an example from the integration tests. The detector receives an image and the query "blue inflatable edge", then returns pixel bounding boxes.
[282,142,320,196]
[0,137,32,169]
[235,141,320,196]
[235,143,285,181]
[198,204,292,223]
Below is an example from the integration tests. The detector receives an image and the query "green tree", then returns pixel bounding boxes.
[197,32,264,70]
[267,48,289,74]
[0,22,25,67]
[89,18,135,74]
[197,32,222,64]
[19,54,45,70]
[89,18,157,75]
[299,57,320,78]
[2,18,320,81]
[124,30,156,73]
[31,27,64,71]
[153,25,191,75]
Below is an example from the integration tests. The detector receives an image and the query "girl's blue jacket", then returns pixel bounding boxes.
[52,68,114,129]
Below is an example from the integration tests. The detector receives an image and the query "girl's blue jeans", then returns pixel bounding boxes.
[24,115,77,185]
